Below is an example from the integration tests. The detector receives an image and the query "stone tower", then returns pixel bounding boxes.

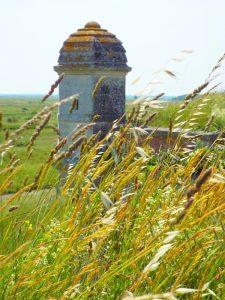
[54,21,131,140]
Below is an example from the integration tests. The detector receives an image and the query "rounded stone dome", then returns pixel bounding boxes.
[84,21,101,29]
[56,21,131,72]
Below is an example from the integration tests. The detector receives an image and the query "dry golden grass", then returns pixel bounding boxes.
[0,55,225,298]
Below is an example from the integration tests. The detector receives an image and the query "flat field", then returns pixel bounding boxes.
[0,93,224,192]
[0,96,58,193]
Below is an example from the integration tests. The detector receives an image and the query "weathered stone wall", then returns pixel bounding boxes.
[58,74,94,141]
[57,72,127,140]
[93,75,126,136]
[145,127,221,151]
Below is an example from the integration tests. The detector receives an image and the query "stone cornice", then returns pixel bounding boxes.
[54,65,131,76]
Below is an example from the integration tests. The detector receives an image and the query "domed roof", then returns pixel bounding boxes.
[55,21,131,72]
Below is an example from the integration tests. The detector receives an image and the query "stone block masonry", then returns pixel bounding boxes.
[146,127,221,151]
[54,21,131,143]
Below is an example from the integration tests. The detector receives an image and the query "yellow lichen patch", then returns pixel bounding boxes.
[60,22,120,53]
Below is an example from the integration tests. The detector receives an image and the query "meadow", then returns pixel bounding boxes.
[0,82,225,299]
[0,96,58,193]
[0,92,225,193]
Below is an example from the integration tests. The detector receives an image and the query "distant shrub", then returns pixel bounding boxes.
[7,116,18,123]
[212,104,225,129]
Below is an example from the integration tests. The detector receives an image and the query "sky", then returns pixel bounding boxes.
[0,0,224,96]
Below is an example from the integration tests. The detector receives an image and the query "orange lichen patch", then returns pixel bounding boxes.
[61,22,121,52]
[65,36,118,44]
[77,28,107,32]
[65,36,96,43]
[62,45,92,52]
[64,35,118,42]
[62,44,76,51]
[73,32,114,38]
[75,29,107,35]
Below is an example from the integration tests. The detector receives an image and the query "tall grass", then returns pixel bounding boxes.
[1,62,225,299]
[127,92,225,131]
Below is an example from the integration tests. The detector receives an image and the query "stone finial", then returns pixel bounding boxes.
[84,21,101,28]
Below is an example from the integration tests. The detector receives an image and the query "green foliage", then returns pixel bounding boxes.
[127,92,225,131]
